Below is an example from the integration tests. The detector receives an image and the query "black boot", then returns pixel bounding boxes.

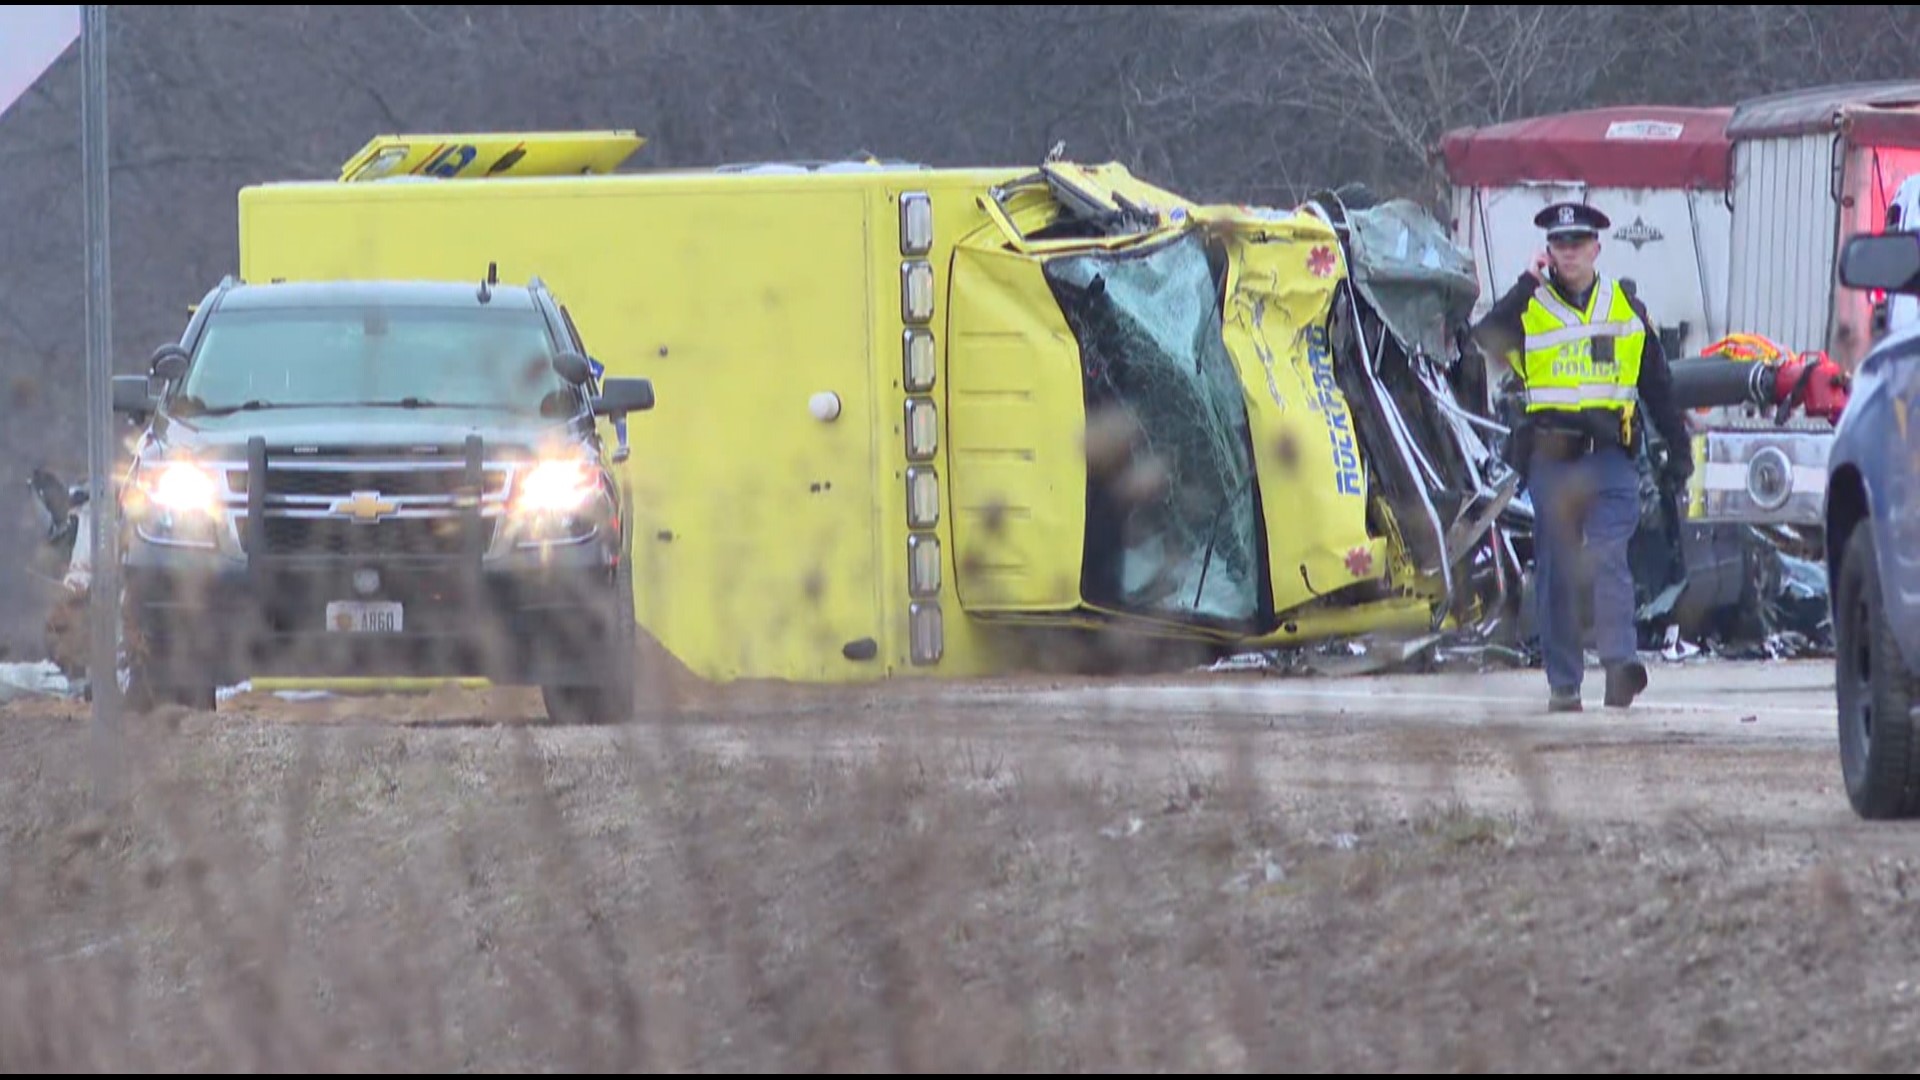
[1605,661,1648,709]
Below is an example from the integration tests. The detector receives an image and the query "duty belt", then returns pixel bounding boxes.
[1534,429,1600,460]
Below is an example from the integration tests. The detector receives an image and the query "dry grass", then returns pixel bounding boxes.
[0,695,1271,1072]
[0,678,1914,1072]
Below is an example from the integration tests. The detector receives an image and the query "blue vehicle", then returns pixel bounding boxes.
[1827,230,1920,818]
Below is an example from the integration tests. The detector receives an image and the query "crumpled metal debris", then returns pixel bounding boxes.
[1207,627,1534,678]
[1680,527,1832,660]
[1209,184,1836,679]
[1203,520,1831,678]
[1340,196,1481,367]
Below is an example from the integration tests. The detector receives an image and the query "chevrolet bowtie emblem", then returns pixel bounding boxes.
[332,490,398,522]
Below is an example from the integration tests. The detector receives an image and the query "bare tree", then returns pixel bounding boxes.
[1213,6,1638,205]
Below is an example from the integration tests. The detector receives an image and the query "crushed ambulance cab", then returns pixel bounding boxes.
[231,132,1517,683]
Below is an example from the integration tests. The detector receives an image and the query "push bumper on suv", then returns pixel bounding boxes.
[121,435,626,688]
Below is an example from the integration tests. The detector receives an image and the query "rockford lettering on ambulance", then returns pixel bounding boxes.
[1305,324,1363,496]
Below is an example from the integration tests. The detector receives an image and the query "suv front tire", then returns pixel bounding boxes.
[1836,525,1920,818]
[540,553,638,725]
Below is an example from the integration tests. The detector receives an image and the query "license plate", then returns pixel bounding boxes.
[326,601,403,633]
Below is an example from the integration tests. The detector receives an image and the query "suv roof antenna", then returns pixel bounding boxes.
[478,260,496,304]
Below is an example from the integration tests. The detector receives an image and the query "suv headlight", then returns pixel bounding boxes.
[508,457,609,548]
[124,460,222,548]
[148,462,220,515]
[513,459,599,515]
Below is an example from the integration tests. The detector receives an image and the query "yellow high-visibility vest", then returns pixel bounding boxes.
[1520,276,1645,438]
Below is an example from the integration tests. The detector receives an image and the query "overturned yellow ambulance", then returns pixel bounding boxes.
[233,132,1518,682]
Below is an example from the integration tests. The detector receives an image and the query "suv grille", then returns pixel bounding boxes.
[229,455,514,560]
[258,516,493,557]
[228,465,509,499]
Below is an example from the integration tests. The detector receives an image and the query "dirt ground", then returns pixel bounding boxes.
[0,654,1913,1072]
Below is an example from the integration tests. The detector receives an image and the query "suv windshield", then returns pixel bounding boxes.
[172,305,569,414]
[1045,232,1262,627]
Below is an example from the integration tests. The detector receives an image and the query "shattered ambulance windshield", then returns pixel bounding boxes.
[1045,232,1261,626]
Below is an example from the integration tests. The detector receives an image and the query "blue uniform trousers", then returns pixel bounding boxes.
[1528,441,1640,693]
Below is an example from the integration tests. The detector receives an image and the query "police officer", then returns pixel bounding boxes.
[1472,202,1692,712]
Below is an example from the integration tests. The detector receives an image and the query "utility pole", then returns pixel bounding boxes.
[80,4,123,808]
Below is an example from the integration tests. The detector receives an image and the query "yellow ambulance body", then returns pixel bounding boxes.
[233,132,1455,683]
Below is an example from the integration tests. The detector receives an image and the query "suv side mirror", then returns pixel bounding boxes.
[150,343,189,382]
[552,351,593,387]
[113,374,156,421]
[1839,232,1920,294]
[594,377,654,418]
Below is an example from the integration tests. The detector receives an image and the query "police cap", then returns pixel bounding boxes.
[1535,201,1611,240]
